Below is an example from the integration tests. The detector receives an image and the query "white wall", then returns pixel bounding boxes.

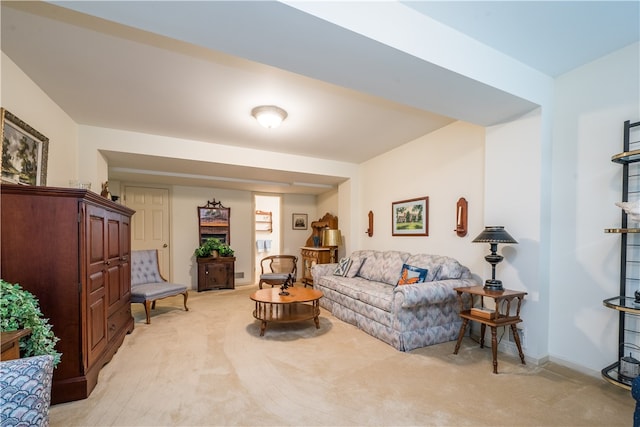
[1,53,78,187]
[283,193,319,276]
[550,42,640,373]
[485,109,548,361]
[357,120,487,276]
[167,185,253,289]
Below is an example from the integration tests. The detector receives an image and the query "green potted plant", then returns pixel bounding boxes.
[195,237,234,258]
[0,279,62,366]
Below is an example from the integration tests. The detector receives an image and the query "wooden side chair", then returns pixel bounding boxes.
[130,250,189,324]
[259,255,298,289]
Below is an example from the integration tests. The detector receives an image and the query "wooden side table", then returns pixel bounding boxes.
[1,329,31,360]
[453,286,527,373]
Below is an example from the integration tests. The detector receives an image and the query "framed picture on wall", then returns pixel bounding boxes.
[1,108,49,186]
[198,199,230,244]
[392,197,428,236]
[292,213,308,230]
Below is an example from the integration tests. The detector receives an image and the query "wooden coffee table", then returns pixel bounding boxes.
[250,287,323,336]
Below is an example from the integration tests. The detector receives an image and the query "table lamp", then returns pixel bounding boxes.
[472,226,518,291]
[323,229,342,263]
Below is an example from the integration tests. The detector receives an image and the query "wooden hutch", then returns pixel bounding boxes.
[300,213,338,286]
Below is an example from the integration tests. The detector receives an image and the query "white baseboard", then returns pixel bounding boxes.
[469,330,601,378]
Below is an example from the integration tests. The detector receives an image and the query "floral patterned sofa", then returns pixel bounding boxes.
[311,250,477,351]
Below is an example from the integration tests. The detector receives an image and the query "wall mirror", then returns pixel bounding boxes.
[198,199,230,244]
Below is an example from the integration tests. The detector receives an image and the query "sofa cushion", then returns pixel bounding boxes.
[345,255,366,278]
[404,254,470,281]
[333,257,353,276]
[403,254,442,281]
[318,275,364,301]
[317,275,394,313]
[397,264,428,285]
[356,281,395,312]
[356,251,410,285]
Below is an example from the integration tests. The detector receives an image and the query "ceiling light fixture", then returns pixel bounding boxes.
[251,105,288,129]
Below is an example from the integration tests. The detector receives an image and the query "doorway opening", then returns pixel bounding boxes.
[254,194,281,284]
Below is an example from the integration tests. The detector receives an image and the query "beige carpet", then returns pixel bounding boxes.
[50,284,633,426]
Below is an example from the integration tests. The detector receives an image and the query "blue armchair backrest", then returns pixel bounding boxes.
[131,250,165,286]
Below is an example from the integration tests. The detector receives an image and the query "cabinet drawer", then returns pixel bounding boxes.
[301,249,320,259]
[107,303,132,341]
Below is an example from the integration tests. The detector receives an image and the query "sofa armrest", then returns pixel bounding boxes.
[311,263,337,283]
[394,278,478,307]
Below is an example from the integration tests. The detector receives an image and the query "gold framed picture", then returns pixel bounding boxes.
[1,108,49,186]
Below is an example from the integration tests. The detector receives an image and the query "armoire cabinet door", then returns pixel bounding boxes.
[86,205,108,367]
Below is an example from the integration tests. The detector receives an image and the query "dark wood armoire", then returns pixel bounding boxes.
[0,184,135,404]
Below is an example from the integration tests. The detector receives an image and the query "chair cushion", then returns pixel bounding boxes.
[260,273,290,281]
[130,282,187,303]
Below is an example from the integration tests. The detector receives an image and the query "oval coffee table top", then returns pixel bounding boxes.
[250,287,323,304]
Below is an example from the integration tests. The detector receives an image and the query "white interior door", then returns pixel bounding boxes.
[124,186,171,279]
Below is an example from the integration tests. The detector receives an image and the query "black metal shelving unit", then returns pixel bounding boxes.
[603,119,640,390]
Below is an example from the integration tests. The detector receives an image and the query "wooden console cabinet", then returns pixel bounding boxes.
[197,256,236,291]
[300,247,332,286]
[300,213,338,286]
[0,184,135,404]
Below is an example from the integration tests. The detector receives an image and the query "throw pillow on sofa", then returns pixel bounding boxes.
[345,256,366,278]
[397,264,428,286]
[334,257,353,276]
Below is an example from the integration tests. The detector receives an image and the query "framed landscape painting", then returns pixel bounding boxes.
[1,108,49,186]
[392,197,428,236]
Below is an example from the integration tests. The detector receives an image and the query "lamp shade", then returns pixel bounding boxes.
[251,105,287,129]
[472,226,517,244]
[323,229,342,247]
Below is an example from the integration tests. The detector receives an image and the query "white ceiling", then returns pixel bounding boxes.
[402,1,640,78]
[2,1,638,194]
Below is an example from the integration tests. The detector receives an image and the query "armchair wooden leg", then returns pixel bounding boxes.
[182,292,189,311]
[144,301,152,324]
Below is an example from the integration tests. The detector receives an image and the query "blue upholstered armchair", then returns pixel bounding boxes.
[130,250,189,324]
[0,355,54,427]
